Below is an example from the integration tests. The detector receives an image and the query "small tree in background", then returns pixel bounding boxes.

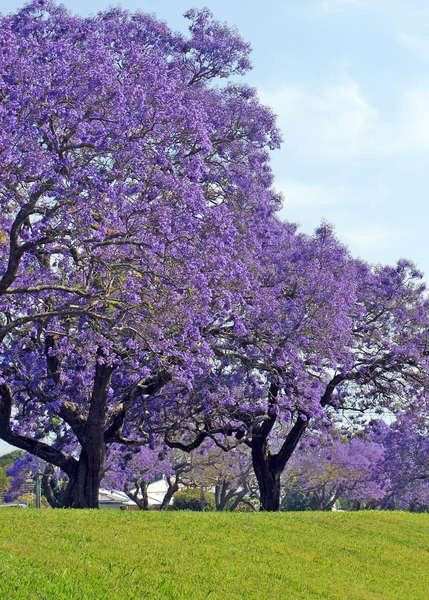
[183,443,257,511]
[368,411,429,511]
[103,444,190,510]
[281,433,388,511]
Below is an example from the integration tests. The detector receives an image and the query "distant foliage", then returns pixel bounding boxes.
[174,488,215,511]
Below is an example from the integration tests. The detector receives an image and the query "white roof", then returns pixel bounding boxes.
[100,478,176,507]
[99,489,134,505]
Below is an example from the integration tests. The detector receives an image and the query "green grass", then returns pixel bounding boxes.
[0,511,428,599]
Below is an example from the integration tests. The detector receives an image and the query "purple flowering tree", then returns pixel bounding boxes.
[163,222,429,510]
[183,442,258,511]
[0,2,280,507]
[368,412,429,511]
[4,453,40,503]
[281,433,388,510]
[103,443,189,510]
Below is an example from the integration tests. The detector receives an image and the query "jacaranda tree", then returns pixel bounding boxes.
[182,441,257,511]
[160,220,429,510]
[368,411,429,511]
[0,1,280,507]
[281,432,388,511]
[2,2,428,513]
[103,442,189,510]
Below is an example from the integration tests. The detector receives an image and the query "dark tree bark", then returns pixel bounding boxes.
[124,481,149,510]
[140,482,149,510]
[251,421,309,512]
[63,354,113,508]
[214,479,252,511]
[0,183,53,294]
[249,375,349,511]
[251,441,281,511]
[247,383,283,511]
[250,408,308,511]
[66,446,106,509]
[0,342,171,509]
[160,477,179,510]
[215,480,228,510]
[0,383,78,478]
[0,351,112,509]
[159,462,190,510]
[41,464,64,508]
[228,492,255,512]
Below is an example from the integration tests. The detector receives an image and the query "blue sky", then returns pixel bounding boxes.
[1,0,429,454]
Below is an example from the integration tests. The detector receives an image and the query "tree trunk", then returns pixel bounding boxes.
[215,480,229,511]
[124,481,149,510]
[258,469,281,511]
[0,350,113,509]
[160,477,179,510]
[159,482,175,510]
[64,443,106,508]
[140,481,149,510]
[251,444,281,511]
[63,355,113,508]
[228,490,251,512]
[41,465,63,508]
[199,485,207,510]
[215,481,246,511]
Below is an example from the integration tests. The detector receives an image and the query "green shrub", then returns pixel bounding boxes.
[228,499,256,512]
[15,492,50,509]
[280,487,314,511]
[173,488,215,511]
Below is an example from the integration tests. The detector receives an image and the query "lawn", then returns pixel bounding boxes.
[0,510,427,599]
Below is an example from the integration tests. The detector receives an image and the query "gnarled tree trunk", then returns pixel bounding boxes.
[124,481,149,510]
[160,477,179,510]
[251,443,281,511]
[65,444,106,508]
[250,408,309,512]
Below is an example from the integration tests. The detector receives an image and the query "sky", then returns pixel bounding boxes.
[1,0,429,454]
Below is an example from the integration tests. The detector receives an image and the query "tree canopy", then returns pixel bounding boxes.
[0,1,428,511]
[0,1,280,507]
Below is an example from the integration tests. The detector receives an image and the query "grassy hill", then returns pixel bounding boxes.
[0,510,427,599]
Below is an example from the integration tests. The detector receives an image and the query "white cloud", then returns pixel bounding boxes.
[261,80,378,161]
[261,79,429,162]
[399,87,429,150]
[275,179,401,258]
[341,224,397,253]
[398,32,429,60]
[276,181,350,208]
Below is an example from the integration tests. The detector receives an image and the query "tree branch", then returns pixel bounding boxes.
[104,370,170,442]
[0,382,78,476]
[0,183,52,293]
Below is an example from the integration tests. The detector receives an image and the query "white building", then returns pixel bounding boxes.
[99,477,174,509]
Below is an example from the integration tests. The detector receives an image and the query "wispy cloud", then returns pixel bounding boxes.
[320,0,386,12]
[275,178,404,261]
[276,181,350,208]
[261,80,378,161]
[398,32,429,61]
[262,78,429,163]
[398,86,429,151]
